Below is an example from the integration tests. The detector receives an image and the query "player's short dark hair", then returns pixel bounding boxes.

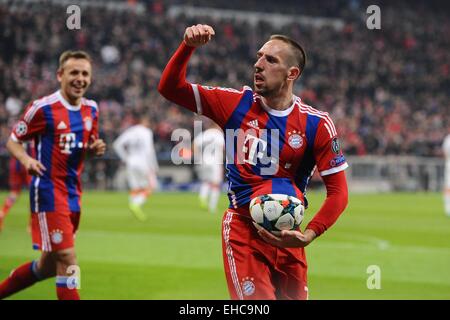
[269,34,306,76]
[58,50,92,70]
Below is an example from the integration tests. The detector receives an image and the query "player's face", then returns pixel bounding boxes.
[57,58,92,104]
[253,40,292,97]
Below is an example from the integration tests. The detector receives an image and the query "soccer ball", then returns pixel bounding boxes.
[249,194,305,235]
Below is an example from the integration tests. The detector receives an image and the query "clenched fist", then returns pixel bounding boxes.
[184,24,215,48]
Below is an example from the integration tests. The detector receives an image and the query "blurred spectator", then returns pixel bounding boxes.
[0,0,448,163]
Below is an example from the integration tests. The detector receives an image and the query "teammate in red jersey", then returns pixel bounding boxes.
[0,50,106,300]
[159,24,349,300]
[0,143,33,232]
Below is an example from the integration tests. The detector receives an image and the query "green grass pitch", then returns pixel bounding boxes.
[0,191,449,300]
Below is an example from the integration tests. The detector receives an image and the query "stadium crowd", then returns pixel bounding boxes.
[0,0,448,164]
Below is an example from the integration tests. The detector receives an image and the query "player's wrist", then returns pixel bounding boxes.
[19,154,33,167]
[303,229,317,243]
[182,39,198,48]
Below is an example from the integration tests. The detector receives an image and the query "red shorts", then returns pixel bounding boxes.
[9,159,31,192]
[31,211,80,252]
[222,208,308,300]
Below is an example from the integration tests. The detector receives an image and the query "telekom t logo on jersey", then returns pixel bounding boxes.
[229,128,279,175]
[242,134,266,165]
[59,133,76,154]
[59,133,87,154]
[171,121,279,175]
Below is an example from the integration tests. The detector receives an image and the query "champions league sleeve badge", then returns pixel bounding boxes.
[15,121,28,137]
[331,137,341,154]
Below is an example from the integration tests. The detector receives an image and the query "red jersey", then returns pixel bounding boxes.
[10,90,99,213]
[159,43,348,209]
[159,41,350,300]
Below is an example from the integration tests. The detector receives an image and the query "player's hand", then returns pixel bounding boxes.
[23,157,46,176]
[184,24,215,47]
[89,138,106,156]
[253,223,316,248]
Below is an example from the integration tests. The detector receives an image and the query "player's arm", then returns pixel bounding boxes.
[257,117,349,247]
[256,170,348,248]
[112,130,129,163]
[88,110,106,156]
[8,102,48,176]
[158,24,215,112]
[158,24,247,127]
[148,131,159,172]
[443,134,450,157]
[305,171,348,236]
[7,138,46,176]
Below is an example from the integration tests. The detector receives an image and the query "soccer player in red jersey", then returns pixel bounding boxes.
[159,24,349,300]
[0,143,33,232]
[0,51,106,300]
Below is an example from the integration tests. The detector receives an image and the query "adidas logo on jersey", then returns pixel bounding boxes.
[57,121,67,130]
[247,119,259,129]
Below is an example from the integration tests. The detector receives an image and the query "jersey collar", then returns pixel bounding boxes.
[57,90,82,111]
[259,95,298,117]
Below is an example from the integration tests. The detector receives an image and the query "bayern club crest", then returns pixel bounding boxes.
[288,132,303,149]
[84,117,92,131]
[241,277,255,296]
[50,229,64,244]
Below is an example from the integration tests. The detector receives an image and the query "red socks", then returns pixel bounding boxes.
[56,276,80,300]
[56,286,80,300]
[2,194,17,216]
[0,261,41,299]
[0,262,80,300]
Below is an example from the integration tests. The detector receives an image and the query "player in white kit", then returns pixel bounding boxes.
[113,117,159,221]
[193,119,225,213]
[443,133,450,217]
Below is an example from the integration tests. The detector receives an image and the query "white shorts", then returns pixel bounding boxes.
[127,165,157,191]
[196,164,223,185]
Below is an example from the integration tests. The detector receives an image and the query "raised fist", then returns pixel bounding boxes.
[183,24,215,48]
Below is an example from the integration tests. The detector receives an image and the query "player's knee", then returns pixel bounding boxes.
[55,248,77,266]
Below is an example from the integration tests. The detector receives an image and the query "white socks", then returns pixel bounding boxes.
[445,190,450,216]
[199,182,220,213]
[209,186,220,213]
[199,183,209,204]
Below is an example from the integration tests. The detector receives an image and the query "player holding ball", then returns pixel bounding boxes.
[159,24,348,300]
